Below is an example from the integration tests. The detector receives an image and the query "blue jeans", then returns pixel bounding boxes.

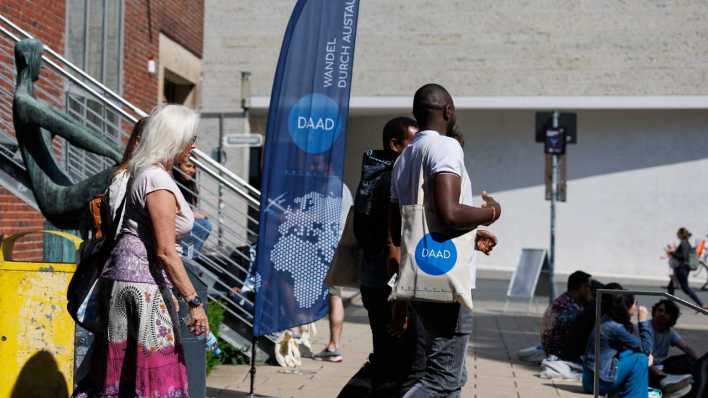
[583,351,649,398]
[402,302,471,398]
[181,217,212,259]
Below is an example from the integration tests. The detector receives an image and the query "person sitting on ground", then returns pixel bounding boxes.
[540,270,594,361]
[581,290,652,398]
[560,279,618,363]
[174,159,212,259]
[646,299,707,398]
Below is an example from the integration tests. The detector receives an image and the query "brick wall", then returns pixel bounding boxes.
[0,0,204,260]
[123,0,204,112]
[203,0,708,103]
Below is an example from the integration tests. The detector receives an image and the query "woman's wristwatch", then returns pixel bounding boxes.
[186,295,202,308]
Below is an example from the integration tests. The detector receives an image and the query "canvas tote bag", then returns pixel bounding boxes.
[325,207,361,288]
[391,144,476,310]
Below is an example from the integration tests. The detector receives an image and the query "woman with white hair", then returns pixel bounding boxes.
[74,105,209,398]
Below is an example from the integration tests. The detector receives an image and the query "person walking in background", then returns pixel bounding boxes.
[666,227,705,308]
[582,291,652,398]
[390,84,501,397]
[313,183,353,363]
[174,159,212,259]
[73,105,209,398]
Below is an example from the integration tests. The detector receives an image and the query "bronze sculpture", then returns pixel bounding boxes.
[12,39,122,230]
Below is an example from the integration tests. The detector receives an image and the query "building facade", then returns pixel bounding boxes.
[0,0,205,260]
[201,1,708,283]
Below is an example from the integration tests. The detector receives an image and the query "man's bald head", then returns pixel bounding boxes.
[412,83,456,134]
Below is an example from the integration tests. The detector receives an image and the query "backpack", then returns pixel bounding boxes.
[688,247,700,271]
[67,180,128,334]
[352,150,394,257]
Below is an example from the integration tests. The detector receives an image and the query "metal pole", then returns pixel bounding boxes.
[249,334,257,397]
[548,111,559,303]
[217,114,224,248]
[593,291,602,398]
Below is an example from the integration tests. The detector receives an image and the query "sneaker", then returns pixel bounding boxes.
[661,374,693,394]
[664,384,692,398]
[648,387,663,398]
[312,347,343,362]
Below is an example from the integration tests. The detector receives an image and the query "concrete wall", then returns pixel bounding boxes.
[201,1,708,283]
[201,0,708,107]
[343,110,708,282]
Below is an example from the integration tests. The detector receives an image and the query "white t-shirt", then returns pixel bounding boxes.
[340,184,353,236]
[643,321,682,364]
[390,129,477,287]
[121,165,194,253]
[391,130,474,207]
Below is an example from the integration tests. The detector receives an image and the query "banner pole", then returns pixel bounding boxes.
[249,333,257,397]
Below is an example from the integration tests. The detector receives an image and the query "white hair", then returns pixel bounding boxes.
[128,104,199,173]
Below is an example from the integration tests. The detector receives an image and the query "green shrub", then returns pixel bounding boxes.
[206,300,251,374]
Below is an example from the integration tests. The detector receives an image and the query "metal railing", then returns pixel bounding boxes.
[0,15,271,343]
[593,289,708,397]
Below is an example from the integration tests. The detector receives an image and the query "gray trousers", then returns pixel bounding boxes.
[402,302,472,398]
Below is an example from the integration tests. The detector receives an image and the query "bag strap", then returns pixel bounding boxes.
[108,177,131,242]
[415,141,433,206]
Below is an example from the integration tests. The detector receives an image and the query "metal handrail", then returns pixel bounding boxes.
[0,16,260,201]
[593,289,708,397]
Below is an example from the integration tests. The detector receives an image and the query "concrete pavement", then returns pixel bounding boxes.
[206,279,708,398]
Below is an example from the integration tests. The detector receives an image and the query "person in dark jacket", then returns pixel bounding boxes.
[666,227,705,308]
[345,117,418,397]
[582,291,653,398]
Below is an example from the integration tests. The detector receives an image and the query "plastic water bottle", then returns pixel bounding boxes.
[206,331,221,356]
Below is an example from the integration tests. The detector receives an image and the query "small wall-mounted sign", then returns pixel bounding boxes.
[222,134,263,148]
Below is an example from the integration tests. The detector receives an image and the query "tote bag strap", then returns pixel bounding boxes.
[415,141,433,206]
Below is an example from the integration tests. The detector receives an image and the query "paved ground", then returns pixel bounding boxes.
[206,279,708,398]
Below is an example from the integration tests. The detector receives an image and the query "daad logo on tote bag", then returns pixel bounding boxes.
[414,233,458,275]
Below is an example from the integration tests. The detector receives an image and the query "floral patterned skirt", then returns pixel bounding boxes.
[74,280,189,398]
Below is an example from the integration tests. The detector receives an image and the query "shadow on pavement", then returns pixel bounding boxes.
[207,387,274,398]
[546,383,586,394]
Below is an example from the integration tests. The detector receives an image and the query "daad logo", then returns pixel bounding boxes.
[288,93,341,154]
[414,234,457,276]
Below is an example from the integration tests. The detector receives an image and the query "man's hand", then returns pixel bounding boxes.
[476,229,497,255]
[480,191,501,223]
[388,301,408,337]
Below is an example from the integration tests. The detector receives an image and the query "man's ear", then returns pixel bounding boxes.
[443,104,453,121]
[388,138,401,153]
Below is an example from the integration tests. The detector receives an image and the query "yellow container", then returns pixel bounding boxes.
[0,230,81,398]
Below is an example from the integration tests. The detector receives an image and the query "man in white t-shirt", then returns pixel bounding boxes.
[390,84,501,397]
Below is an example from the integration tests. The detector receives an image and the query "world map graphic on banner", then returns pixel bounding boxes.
[268,191,341,308]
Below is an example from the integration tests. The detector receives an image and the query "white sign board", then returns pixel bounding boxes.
[222,134,263,148]
[507,248,548,299]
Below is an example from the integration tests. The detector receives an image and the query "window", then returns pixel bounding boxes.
[66,0,123,92]
[64,0,124,182]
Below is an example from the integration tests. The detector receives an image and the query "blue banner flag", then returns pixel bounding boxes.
[253,0,360,336]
